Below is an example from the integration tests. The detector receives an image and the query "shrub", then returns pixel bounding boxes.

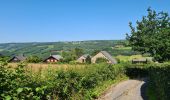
[148,63,170,100]
[26,56,42,63]
[0,62,126,100]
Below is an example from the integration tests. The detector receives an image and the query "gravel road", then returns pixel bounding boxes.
[97,79,147,100]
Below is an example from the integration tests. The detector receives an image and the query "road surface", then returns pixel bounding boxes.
[97,79,147,100]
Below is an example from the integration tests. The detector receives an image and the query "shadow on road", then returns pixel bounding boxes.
[140,78,148,100]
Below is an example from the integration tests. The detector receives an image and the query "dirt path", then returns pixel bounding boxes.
[97,79,147,100]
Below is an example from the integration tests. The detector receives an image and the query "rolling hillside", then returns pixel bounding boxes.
[0,40,137,58]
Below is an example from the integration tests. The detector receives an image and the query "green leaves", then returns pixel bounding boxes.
[0,61,126,100]
[5,95,12,100]
[127,8,170,62]
[17,88,23,94]
[148,63,170,100]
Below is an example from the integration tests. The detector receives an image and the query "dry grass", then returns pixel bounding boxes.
[8,63,86,72]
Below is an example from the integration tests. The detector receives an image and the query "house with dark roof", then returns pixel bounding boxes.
[9,55,26,63]
[77,54,91,63]
[91,51,117,64]
[43,55,63,63]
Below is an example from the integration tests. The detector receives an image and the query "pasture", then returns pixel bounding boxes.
[115,55,153,62]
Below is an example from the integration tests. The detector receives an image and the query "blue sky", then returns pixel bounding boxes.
[0,0,170,43]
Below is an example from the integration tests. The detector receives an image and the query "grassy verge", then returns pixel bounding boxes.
[90,74,129,99]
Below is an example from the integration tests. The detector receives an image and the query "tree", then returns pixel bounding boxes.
[61,51,74,63]
[73,48,84,59]
[0,56,10,62]
[85,55,91,64]
[26,56,41,63]
[61,48,84,63]
[91,50,100,56]
[126,8,170,62]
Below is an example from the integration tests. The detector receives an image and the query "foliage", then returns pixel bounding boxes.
[62,48,84,63]
[127,8,170,62]
[26,55,42,63]
[61,51,74,63]
[73,48,84,59]
[124,63,149,78]
[0,62,126,100]
[0,40,136,59]
[91,50,100,56]
[0,56,9,62]
[123,63,170,100]
[148,63,170,100]
[85,55,91,64]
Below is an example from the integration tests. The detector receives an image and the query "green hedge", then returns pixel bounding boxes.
[148,63,170,100]
[123,63,170,100]
[0,62,125,100]
[124,64,149,78]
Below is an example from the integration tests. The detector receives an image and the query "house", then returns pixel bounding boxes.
[77,54,91,63]
[9,55,26,62]
[132,58,147,64]
[43,55,63,63]
[91,51,117,64]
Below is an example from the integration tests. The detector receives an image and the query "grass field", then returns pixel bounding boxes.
[114,47,132,50]
[8,63,86,72]
[115,55,153,62]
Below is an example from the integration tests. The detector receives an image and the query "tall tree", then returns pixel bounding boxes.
[127,8,170,62]
[72,48,84,59]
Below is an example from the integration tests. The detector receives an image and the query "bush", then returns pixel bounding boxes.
[26,56,42,63]
[85,56,91,64]
[148,63,170,100]
[125,62,170,100]
[0,62,126,100]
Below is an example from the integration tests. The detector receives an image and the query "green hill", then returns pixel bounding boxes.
[0,40,137,58]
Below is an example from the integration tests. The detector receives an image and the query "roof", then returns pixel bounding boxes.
[15,55,26,61]
[44,55,63,61]
[51,55,63,60]
[10,55,26,61]
[100,51,117,64]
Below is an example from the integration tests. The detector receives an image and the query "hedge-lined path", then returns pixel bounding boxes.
[97,78,147,100]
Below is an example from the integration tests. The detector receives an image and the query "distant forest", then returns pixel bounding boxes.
[0,40,138,58]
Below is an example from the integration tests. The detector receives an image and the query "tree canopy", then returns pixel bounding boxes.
[127,8,170,62]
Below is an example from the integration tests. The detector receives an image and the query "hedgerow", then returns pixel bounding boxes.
[0,62,125,100]
[124,63,170,100]
[3,61,170,100]
[148,63,170,100]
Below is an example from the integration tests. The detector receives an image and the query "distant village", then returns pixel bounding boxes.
[7,51,117,64]
[0,50,151,64]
